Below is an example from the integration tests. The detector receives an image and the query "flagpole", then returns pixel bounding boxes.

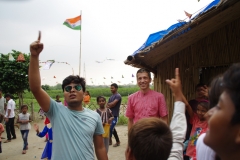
[79,10,82,76]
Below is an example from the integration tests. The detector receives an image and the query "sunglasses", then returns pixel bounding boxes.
[64,85,82,92]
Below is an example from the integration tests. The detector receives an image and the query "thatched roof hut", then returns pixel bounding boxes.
[124,0,240,120]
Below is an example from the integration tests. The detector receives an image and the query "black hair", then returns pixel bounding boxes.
[96,96,106,102]
[21,104,28,110]
[136,68,151,79]
[4,93,11,98]
[209,76,223,109]
[85,91,91,97]
[222,63,240,124]
[111,83,118,89]
[62,75,86,92]
[56,95,59,98]
[198,101,209,111]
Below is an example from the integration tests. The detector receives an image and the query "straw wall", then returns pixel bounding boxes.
[154,18,240,122]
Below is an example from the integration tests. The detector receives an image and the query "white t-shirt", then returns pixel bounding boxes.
[196,133,215,160]
[18,113,31,130]
[6,99,15,118]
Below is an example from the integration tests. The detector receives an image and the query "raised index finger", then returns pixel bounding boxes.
[175,68,180,80]
[38,31,41,42]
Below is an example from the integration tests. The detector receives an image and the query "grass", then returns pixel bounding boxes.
[19,87,133,124]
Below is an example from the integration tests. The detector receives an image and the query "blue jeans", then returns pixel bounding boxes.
[110,117,120,142]
[20,130,29,150]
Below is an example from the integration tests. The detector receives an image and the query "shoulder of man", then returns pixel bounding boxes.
[151,90,165,97]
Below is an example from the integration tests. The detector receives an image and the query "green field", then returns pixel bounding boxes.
[16,86,140,124]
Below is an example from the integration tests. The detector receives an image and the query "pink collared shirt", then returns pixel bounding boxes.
[126,90,168,123]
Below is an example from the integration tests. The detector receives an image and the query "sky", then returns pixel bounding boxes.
[0,0,212,86]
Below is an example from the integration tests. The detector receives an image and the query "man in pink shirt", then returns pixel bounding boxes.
[126,68,168,130]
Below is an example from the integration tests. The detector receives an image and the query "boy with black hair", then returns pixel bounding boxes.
[29,32,108,160]
[107,83,121,147]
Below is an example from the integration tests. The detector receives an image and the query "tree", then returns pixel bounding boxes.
[0,50,30,107]
[41,84,50,91]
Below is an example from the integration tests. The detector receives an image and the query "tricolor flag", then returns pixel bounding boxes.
[63,15,81,30]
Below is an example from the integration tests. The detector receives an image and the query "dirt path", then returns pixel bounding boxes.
[0,119,128,160]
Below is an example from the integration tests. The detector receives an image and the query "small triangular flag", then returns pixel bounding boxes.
[111,77,113,79]
[9,53,15,61]
[17,53,25,62]
[43,60,54,70]
[122,75,124,78]
[132,74,134,77]
[53,76,56,78]
[103,77,106,79]
[184,11,192,19]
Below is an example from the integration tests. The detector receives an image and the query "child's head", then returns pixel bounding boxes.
[96,96,106,108]
[85,91,89,95]
[196,101,209,121]
[56,95,60,100]
[21,105,28,114]
[125,117,172,160]
[204,63,240,158]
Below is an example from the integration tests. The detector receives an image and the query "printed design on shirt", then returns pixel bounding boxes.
[189,127,202,146]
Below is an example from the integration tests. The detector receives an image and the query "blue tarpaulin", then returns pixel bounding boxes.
[133,0,220,56]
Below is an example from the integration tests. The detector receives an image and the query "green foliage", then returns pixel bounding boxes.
[117,115,128,125]
[0,50,30,97]
[41,84,51,91]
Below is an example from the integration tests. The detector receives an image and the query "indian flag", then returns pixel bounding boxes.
[63,15,81,30]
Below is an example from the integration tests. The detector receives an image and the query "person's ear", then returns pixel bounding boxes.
[125,147,135,160]
[235,125,240,145]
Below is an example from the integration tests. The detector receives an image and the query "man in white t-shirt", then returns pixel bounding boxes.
[4,94,16,143]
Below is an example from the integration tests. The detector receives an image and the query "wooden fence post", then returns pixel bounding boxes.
[31,102,34,121]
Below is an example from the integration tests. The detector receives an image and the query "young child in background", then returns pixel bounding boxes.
[34,122,53,160]
[38,107,45,119]
[44,117,50,142]
[17,105,32,154]
[0,114,4,153]
[83,91,91,106]
[183,96,209,160]
[96,96,114,153]
[55,95,62,104]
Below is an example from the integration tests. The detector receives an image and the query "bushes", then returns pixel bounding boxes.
[117,115,128,125]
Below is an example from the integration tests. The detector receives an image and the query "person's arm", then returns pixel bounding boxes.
[107,99,119,108]
[17,116,22,123]
[166,68,187,160]
[5,102,11,122]
[160,115,168,124]
[28,115,32,122]
[37,126,49,137]
[93,135,108,160]
[182,95,194,118]
[29,31,50,113]
[128,118,134,131]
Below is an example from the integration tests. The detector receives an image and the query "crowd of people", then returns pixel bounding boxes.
[0,33,239,160]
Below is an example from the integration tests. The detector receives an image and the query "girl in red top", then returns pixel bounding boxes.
[183,96,209,160]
